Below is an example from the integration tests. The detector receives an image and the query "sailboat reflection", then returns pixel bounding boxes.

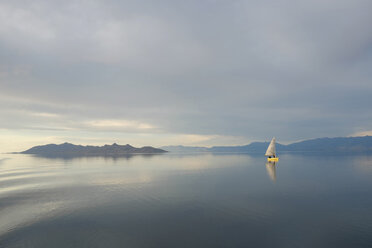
[265,161,277,182]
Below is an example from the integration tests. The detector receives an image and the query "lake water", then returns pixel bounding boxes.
[0,153,372,248]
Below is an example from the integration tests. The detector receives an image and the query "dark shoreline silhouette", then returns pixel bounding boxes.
[18,143,167,157]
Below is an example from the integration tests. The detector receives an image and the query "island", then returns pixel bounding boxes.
[20,143,167,156]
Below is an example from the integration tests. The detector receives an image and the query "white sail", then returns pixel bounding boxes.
[265,137,276,157]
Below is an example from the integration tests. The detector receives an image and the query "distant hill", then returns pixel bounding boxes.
[208,142,288,153]
[160,145,209,153]
[283,136,372,153]
[162,136,372,154]
[21,143,167,156]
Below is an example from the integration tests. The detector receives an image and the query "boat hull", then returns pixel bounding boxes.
[267,157,279,162]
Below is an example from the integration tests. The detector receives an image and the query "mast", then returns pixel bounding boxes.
[265,137,276,157]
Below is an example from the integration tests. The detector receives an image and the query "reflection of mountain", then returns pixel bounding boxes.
[265,161,276,182]
[20,143,167,156]
[27,153,163,161]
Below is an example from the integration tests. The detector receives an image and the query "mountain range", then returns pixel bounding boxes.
[17,136,372,156]
[162,136,372,154]
[20,143,167,156]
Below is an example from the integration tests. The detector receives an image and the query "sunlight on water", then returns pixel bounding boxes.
[0,153,372,247]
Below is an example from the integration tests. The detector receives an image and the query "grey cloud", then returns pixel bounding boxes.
[1,0,372,144]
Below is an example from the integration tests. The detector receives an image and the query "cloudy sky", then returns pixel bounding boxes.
[1,0,372,152]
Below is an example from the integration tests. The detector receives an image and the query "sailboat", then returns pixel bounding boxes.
[265,137,278,162]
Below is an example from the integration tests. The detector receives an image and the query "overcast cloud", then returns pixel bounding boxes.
[1,0,372,152]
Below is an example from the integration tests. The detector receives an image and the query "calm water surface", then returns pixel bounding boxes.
[0,153,372,247]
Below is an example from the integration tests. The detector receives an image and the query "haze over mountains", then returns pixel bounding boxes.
[162,136,372,153]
